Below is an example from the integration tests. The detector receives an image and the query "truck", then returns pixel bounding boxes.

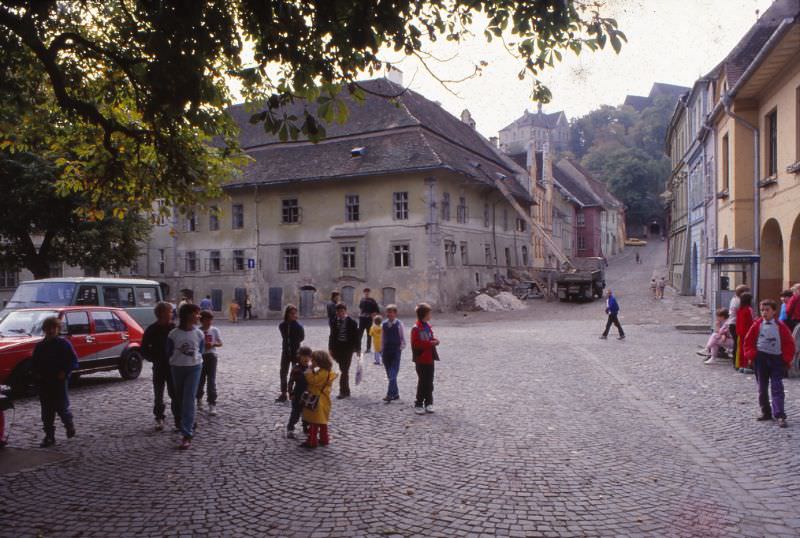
[556,257,606,302]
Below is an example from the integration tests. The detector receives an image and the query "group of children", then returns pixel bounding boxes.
[279,299,439,447]
[697,283,799,428]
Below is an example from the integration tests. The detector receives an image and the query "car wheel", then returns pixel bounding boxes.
[8,359,35,397]
[119,349,143,380]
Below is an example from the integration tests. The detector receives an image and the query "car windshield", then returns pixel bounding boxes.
[0,310,59,337]
[6,282,76,308]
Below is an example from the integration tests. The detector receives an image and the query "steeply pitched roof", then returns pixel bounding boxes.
[624,82,689,111]
[499,110,566,132]
[551,159,623,210]
[226,78,531,202]
[552,160,603,207]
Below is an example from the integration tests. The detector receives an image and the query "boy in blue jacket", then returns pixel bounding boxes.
[600,289,625,340]
[31,316,79,447]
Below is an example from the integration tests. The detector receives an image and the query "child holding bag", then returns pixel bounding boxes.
[301,351,338,449]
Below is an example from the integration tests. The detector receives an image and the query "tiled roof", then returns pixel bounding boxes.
[717,0,800,85]
[226,79,531,202]
[552,160,602,207]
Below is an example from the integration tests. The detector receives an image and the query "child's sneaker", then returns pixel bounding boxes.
[39,436,55,448]
[425,405,435,413]
[196,398,204,410]
[617,335,626,340]
[155,419,165,431]
[778,418,788,428]
[208,404,217,416]
[414,406,426,415]
[599,335,607,340]
[286,430,297,439]
[703,357,717,365]
[179,437,191,450]
[65,423,76,439]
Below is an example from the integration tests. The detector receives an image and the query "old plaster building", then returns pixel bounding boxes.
[498,105,570,155]
[137,78,535,316]
[665,0,800,304]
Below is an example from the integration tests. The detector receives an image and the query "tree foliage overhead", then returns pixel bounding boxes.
[0,150,150,279]
[0,0,625,213]
[569,95,676,228]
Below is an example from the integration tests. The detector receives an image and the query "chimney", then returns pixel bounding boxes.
[460,109,476,129]
[489,136,499,148]
[386,66,403,86]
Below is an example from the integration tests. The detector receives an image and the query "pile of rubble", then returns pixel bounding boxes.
[457,283,527,312]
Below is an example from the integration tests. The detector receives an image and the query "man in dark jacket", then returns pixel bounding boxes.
[141,302,178,431]
[31,316,79,447]
[358,288,380,352]
[328,303,360,398]
[326,291,341,329]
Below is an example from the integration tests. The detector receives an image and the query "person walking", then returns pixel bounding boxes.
[199,295,212,311]
[656,277,666,299]
[411,303,439,414]
[326,291,340,329]
[31,317,78,448]
[228,300,240,323]
[141,302,178,431]
[328,303,360,399]
[196,310,222,416]
[167,303,205,450]
[743,299,796,428]
[381,305,406,403]
[244,295,253,320]
[635,251,640,264]
[276,305,305,403]
[650,278,657,299]
[358,288,380,352]
[599,289,625,340]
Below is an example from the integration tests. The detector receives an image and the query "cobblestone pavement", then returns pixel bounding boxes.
[2,242,799,537]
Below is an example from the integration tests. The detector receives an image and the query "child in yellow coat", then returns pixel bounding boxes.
[369,315,383,365]
[301,351,338,448]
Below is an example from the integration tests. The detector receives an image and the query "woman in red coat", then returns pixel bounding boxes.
[735,293,754,370]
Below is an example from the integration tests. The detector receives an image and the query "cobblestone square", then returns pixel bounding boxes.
[2,244,799,537]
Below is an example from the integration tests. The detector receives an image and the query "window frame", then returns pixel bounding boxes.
[209,250,221,272]
[233,249,245,272]
[393,192,409,220]
[345,195,360,222]
[457,196,467,224]
[392,243,410,268]
[281,198,300,224]
[281,246,300,272]
[231,203,245,229]
[341,244,357,269]
[185,251,197,273]
[441,192,451,221]
[209,205,220,231]
[765,108,778,177]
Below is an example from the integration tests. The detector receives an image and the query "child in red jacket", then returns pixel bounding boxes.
[411,303,439,415]
[743,299,796,428]
[735,293,754,371]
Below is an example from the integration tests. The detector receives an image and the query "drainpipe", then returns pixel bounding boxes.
[721,92,760,301]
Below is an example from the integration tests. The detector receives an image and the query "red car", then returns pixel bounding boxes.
[0,307,144,394]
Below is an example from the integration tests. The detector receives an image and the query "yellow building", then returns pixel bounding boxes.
[709,1,800,301]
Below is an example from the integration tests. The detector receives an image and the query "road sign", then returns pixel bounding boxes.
[247,258,256,269]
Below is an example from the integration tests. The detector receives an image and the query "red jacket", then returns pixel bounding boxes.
[787,294,800,322]
[736,307,753,342]
[411,321,437,365]
[743,318,796,367]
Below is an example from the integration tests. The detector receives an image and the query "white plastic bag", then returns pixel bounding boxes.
[355,352,365,385]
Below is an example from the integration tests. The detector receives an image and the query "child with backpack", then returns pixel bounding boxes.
[301,351,337,449]
[286,346,312,439]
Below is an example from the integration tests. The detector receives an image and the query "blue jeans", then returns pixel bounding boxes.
[171,364,202,438]
[383,350,401,399]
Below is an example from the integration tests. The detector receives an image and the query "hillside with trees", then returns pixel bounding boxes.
[569,94,677,232]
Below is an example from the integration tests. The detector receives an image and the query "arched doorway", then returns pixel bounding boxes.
[299,286,316,318]
[759,219,783,302]
[790,214,800,286]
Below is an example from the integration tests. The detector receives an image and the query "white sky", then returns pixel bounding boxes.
[377,0,774,138]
